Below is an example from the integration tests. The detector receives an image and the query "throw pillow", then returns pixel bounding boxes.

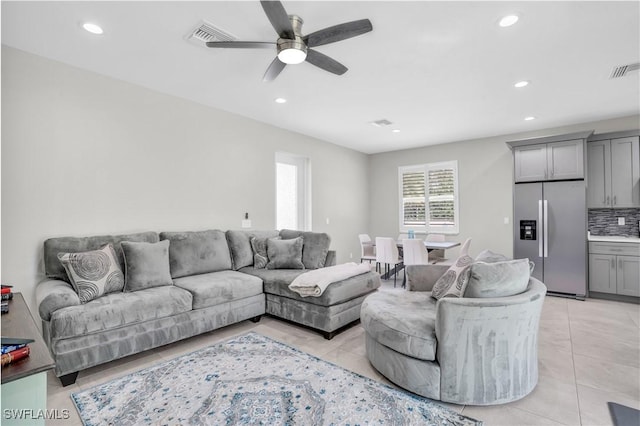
[464,258,531,298]
[121,240,173,292]
[279,229,331,269]
[475,249,509,263]
[431,254,474,300]
[57,244,125,303]
[250,236,280,269]
[266,237,305,270]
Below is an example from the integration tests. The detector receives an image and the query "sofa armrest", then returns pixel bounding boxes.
[325,250,336,267]
[434,279,547,404]
[35,279,80,321]
[405,264,449,292]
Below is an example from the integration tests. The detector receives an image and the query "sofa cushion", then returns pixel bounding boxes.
[44,231,159,282]
[266,237,305,270]
[57,244,125,303]
[226,230,280,270]
[241,267,380,307]
[279,229,331,269]
[464,259,531,298]
[160,230,232,278]
[173,271,263,310]
[122,240,173,291]
[48,286,192,340]
[361,290,437,361]
[431,254,473,299]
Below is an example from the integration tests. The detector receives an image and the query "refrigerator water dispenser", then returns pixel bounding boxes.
[519,220,537,240]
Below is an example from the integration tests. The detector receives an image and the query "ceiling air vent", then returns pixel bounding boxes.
[186,20,236,46]
[370,119,393,128]
[609,63,640,79]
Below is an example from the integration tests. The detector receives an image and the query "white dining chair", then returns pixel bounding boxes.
[376,237,403,287]
[459,237,472,256]
[358,234,377,269]
[401,239,430,287]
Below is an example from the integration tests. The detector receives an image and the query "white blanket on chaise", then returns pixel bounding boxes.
[288,262,371,297]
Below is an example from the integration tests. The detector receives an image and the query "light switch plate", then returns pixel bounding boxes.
[618,217,625,226]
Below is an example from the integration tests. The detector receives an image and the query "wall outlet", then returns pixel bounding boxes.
[504,217,510,225]
[349,252,353,259]
[618,217,625,226]
[326,217,330,225]
[241,219,252,228]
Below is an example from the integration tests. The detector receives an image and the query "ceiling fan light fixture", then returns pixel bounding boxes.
[278,48,307,64]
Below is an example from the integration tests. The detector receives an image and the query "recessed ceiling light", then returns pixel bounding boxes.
[514,80,529,88]
[392,129,401,133]
[499,15,519,27]
[524,116,536,121]
[274,98,287,104]
[83,23,104,35]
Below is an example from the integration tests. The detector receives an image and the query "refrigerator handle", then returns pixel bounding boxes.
[543,200,549,258]
[538,200,543,258]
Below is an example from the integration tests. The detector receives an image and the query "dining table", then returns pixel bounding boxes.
[363,240,460,279]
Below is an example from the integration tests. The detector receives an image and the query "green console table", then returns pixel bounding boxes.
[1,293,55,425]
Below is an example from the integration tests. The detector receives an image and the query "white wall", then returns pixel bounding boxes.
[368,115,640,259]
[1,46,370,315]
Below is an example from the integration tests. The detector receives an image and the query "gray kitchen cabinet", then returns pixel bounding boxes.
[617,255,640,296]
[588,254,617,294]
[589,242,640,297]
[514,139,584,182]
[587,135,640,208]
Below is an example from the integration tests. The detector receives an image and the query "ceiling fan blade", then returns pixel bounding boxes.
[260,1,294,39]
[304,19,372,48]
[263,57,287,81]
[305,49,348,75]
[206,41,275,49]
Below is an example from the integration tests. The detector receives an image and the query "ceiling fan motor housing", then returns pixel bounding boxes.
[277,15,307,63]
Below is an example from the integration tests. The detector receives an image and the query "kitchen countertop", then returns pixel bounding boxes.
[588,235,640,243]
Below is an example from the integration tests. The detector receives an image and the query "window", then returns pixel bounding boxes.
[276,152,311,230]
[398,161,459,234]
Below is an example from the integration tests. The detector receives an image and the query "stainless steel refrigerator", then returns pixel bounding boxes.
[514,180,587,297]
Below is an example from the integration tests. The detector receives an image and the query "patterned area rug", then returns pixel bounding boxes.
[72,332,481,425]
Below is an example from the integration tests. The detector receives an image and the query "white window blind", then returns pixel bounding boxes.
[398,161,459,234]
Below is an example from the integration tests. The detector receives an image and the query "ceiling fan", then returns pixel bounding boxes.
[206,0,373,81]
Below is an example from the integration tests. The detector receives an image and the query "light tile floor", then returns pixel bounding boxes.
[46,278,640,426]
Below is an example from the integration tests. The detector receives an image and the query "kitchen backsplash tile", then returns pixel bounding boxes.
[588,208,640,237]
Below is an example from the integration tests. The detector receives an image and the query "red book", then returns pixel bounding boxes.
[1,346,30,367]
[0,288,11,295]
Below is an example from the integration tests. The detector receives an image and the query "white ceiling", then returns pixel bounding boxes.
[2,1,639,154]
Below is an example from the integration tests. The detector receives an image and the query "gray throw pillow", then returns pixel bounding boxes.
[279,229,331,269]
[475,249,510,263]
[431,254,474,300]
[160,230,232,278]
[464,259,531,298]
[57,244,125,303]
[250,236,280,269]
[266,237,305,270]
[121,240,173,291]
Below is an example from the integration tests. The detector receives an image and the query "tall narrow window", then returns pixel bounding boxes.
[276,152,311,231]
[398,161,459,234]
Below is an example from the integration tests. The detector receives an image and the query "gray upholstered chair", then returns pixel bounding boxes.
[361,263,546,405]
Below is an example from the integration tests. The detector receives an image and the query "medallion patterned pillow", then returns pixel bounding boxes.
[250,236,279,269]
[57,244,125,303]
[431,254,474,300]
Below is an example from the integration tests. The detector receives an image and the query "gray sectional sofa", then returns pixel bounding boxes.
[36,229,380,386]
